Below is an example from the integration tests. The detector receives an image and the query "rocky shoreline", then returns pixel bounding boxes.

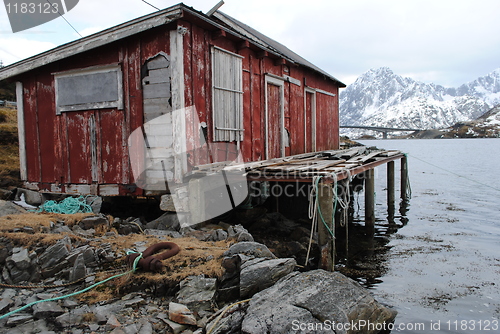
[0,199,396,334]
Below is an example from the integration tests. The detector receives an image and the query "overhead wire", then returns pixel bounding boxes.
[45,0,82,37]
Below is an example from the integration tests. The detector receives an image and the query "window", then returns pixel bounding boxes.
[211,46,243,141]
[54,64,123,114]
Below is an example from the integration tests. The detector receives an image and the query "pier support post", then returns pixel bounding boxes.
[364,169,375,233]
[387,161,395,221]
[318,182,335,271]
[401,155,409,202]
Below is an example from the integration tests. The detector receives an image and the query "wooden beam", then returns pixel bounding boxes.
[317,182,335,271]
[364,169,375,232]
[387,160,395,220]
[256,50,268,59]
[211,29,226,40]
[238,40,250,50]
[274,58,286,66]
[401,155,409,202]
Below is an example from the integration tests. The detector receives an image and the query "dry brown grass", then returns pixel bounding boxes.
[0,107,20,187]
[0,213,95,232]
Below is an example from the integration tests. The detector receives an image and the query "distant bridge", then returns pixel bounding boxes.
[340,125,420,139]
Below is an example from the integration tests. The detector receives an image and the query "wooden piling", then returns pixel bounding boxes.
[387,161,395,220]
[317,182,335,271]
[364,169,375,232]
[401,155,409,201]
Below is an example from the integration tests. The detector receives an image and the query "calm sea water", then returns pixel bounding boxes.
[355,138,500,333]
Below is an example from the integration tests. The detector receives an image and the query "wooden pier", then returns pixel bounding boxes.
[192,146,410,271]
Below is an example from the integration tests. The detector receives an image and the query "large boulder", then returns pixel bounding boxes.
[239,258,296,298]
[223,242,276,259]
[241,270,397,334]
[0,200,26,217]
[208,270,397,334]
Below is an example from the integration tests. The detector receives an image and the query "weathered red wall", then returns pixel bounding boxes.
[19,17,340,195]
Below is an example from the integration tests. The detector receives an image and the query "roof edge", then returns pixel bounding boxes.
[0,5,184,81]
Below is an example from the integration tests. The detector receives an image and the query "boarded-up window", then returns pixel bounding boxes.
[211,47,243,141]
[54,64,123,114]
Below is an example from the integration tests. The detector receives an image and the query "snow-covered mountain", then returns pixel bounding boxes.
[340,67,500,137]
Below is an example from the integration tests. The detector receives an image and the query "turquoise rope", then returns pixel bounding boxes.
[314,176,337,239]
[37,196,94,214]
[0,253,143,321]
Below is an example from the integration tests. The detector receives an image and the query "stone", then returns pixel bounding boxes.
[226,225,253,242]
[223,242,276,259]
[10,248,31,270]
[69,253,87,282]
[38,236,72,269]
[55,305,91,327]
[239,258,297,298]
[241,270,397,334]
[32,301,65,318]
[164,319,188,334]
[80,215,108,230]
[206,229,228,242]
[137,319,154,334]
[205,301,249,334]
[168,302,197,326]
[145,212,180,231]
[6,313,33,327]
[176,275,217,313]
[0,199,26,217]
[0,297,13,313]
[159,194,176,212]
[15,188,43,206]
[143,229,182,238]
[106,314,122,328]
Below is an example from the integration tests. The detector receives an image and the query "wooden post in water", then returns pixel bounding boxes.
[318,182,335,271]
[401,155,409,202]
[364,169,375,233]
[387,161,395,220]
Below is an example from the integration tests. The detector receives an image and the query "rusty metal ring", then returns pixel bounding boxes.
[126,242,180,272]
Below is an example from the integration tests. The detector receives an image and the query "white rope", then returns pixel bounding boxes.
[305,176,321,266]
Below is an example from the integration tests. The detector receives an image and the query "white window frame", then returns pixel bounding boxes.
[54,64,123,114]
[211,46,244,142]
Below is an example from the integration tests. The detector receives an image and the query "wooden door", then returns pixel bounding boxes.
[305,89,316,152]
[266,76,284,159]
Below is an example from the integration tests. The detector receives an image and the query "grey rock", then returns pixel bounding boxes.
[32,301,65,319]
[168,302,197,325]
[223,242,276,259]
[241,270,397,334]
[226,224,254,242]
[55,305,91,327]
[145,212,180,231]
[80,215,108,230]
[205,301,249,334]
[206,229,228,242]
[69,253,87,282]
[164,319,187,334]
[15,189,43,206]
[176,275,217,313]
[0,200,26,217]
[240,258,296,298]
[0,297,13,313]
[137,319,154,334]
[10,248,31,270]
[38,236,72,269]
[6,313,33,326]
[143,229,182,238]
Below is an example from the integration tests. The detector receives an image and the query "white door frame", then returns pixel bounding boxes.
[264,75,285,159]
[304,87,317,152]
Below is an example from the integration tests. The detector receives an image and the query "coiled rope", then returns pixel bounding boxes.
[37,196,94,214]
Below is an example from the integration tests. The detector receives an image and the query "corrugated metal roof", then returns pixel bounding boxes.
[0,3,345,87]
[212,11,345,87]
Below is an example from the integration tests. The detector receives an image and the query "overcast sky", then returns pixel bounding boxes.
[1,0,499,87]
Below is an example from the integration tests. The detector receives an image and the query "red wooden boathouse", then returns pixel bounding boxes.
[0,3,345,197]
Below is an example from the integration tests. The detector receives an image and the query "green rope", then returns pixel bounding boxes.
[0,253,143,321]
[37,196,94,214]
[314,176,337,239]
